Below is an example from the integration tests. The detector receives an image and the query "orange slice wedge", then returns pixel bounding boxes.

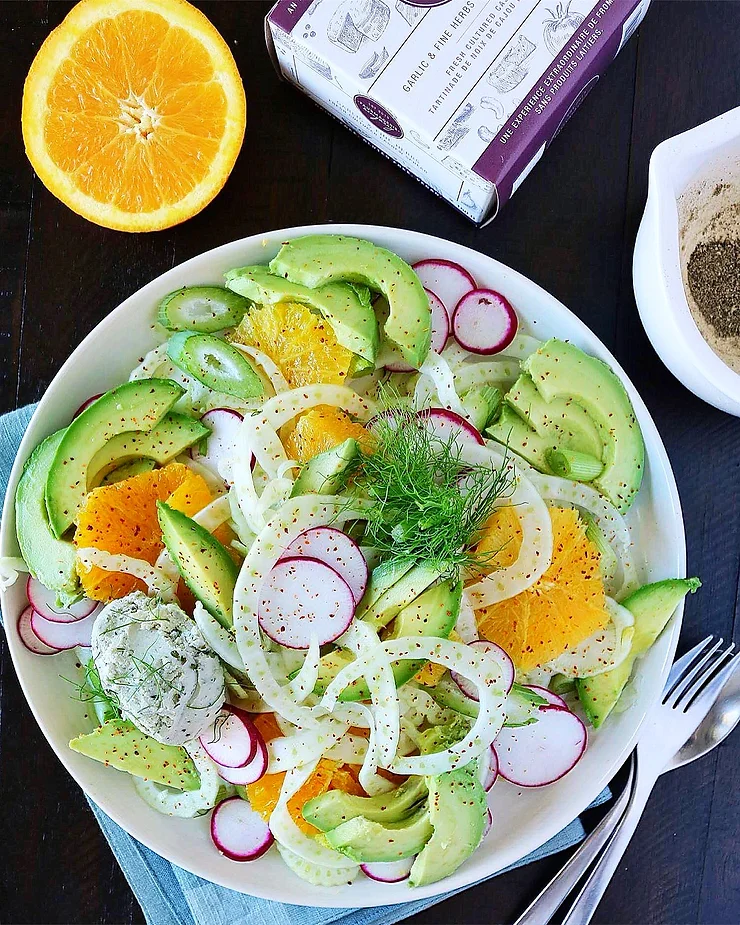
[22,0,246,231]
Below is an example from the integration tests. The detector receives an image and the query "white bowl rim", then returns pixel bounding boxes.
[0,223,686,907]
[638,107,740,406]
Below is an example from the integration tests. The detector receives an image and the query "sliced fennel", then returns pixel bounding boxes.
[76,548,178,601]
[276,842,359,887]
[133,742,223,817]
[546,596,635,679]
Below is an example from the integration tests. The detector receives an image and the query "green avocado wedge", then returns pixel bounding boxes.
[577,577,701,728]
[269,234,431,369]
[225,264,379,366]
[324,804,434,863]
[157,502,239,628]
[522,340,645,512]
[303,775,428,831]
[69,720,200,790]
[87,412,209,488]
[409,764,487,887]
[15,429,80,597]
[291,438,359,496]
[45,378,184,537]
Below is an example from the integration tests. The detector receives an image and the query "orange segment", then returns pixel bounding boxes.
[229,302,353,389]
[475,507,608,672]
[22,0,245,231]
[74,462,211,601]
[283,406,372,463]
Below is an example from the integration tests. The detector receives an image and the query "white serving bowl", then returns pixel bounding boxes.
[633,106,740,417]
[0,224,685,907]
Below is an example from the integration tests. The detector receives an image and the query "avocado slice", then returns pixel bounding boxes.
[313,577,461,699]
[358,559,416,614]
[409,764,487,887]
[522,340,645,512]
[506,373,603,459]
[303,775,428,831]
[100,459,157,485]
[291,438,359,496]
[157,502,239,628]
[269,234,431,369]
[69,719,200,790]
[487,405,559,471]
[87,412,209,488]
[46,378,184,537]
[358,561,442,630]
[577,578,701,727]
[461,385,502,432]
[324,804,434,863]
[15,429,80,598]
[225,264,379,366]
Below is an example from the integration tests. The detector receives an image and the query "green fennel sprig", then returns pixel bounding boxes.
[348,407,513,574]
[62,658,122,721]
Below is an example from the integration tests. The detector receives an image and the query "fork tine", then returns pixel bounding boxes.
[664,636,716,696]
[664,637,724,706]
[681,651,740,720]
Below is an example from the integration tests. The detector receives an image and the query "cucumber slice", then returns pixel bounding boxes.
[158,286,249,333]
[167,332,264,401]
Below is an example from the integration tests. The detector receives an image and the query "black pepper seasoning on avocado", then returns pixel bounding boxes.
[686,239,740,337]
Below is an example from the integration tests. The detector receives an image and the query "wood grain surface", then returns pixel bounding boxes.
[0,2,738,923]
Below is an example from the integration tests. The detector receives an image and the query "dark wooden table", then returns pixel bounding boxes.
[1,2,739,923]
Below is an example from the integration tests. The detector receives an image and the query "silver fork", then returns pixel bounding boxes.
[515,636,740,925]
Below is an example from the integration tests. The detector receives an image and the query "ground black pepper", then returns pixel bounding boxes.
[686,239,740,337]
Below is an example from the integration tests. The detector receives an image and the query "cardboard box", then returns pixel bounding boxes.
[265,0,651,224]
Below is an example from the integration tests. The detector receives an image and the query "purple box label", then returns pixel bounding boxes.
[473,0,640,208]
[269,0,314,34]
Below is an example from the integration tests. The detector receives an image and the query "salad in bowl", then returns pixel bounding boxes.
[2,231,698,894]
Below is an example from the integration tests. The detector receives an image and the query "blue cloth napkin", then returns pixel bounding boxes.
[0,404,610,925]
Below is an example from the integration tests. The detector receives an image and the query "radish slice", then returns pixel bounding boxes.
[453,640,514,702]
[26,576,97,623]
[360,857,415,883]
[259,557,356,649]
[282,527,368,604]
[73,393,103,418]
[216,736,269,785]
[452,289,518,355]
[482,806,493,838]
[417,408,484,449]
[17,606,62,655]
[211,796,274,861]
[526,685,568,710]
[191,409,249,486]
[385,289,449,372]
[30,607,99,650]
[479,744,499,792]
[413,259,476,320]
[199,705,258,769]
[494,705,587,787]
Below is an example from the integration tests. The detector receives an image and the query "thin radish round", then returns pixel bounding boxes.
[191,409,250,486]
[216,736,268,785]
[282,527,368,604]
[211,796,274,861]
[417,408,484,449]
[482,806,493,838]
[259,557,356,649]
[453,640,514,701]
[385,289,449,372]
[412,259,476,320]
[199,705,258,769]
[17,606,61,655]
[360,857,415,883]
[452,288,518,355]
[479,744,499,791]
[30,607,99,650]
[26,576,97,623]
[494,705,587,787]
[526,685,568,710]
[73,393,103,418]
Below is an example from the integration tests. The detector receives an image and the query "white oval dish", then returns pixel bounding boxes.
[0,225,685,907]
[633,106,740,416]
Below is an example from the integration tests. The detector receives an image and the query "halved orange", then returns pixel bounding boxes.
[22,0,246,231]
[475,506,609,672]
